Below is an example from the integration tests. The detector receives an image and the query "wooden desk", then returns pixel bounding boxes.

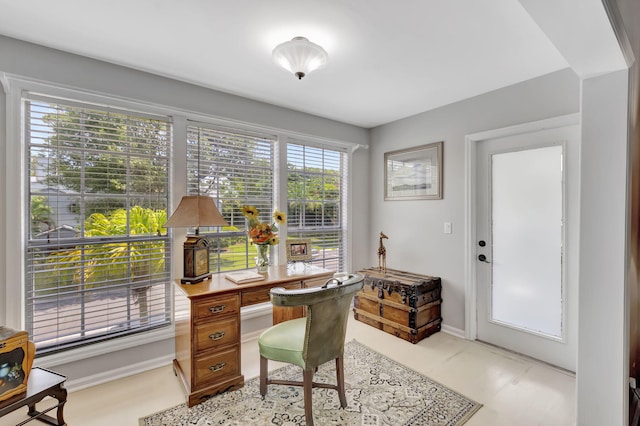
[0,367,67,426]
[173,264,333,407]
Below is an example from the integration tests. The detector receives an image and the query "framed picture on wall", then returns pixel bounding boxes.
[286,239,312,262]
[384,141,443,200]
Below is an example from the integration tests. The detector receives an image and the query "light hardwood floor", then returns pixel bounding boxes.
[1,317,576,426]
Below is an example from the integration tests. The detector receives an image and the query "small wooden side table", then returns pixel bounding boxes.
[0,367,67,425]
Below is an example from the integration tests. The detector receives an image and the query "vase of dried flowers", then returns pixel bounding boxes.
[241,205,286,273]
[255,243,269,272]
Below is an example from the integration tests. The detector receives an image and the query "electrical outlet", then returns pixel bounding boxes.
[444,222,452,234]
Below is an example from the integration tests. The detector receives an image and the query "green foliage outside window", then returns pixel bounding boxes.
[26,99,172,350]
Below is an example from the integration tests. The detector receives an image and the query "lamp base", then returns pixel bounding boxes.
[180,272,212,284]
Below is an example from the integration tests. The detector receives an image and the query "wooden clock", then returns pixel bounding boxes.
[181,236,212,284]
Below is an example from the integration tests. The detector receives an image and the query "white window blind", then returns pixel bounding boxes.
[25,95,172,354]
[287,142,347,271]
[186,123,276,272]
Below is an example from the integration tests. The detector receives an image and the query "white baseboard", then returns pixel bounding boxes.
[64,353,174,393]
[63,308,273,392]
[241,302,272,319]
[441,323,466,339]
[241,329,265,343]
[61,309,466,393]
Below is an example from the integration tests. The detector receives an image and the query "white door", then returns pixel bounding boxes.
[475,125,579,371]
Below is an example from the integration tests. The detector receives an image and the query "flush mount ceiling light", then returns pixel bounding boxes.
[272,36,328,80]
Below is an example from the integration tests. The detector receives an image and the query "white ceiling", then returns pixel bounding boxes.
[0,0,627,128]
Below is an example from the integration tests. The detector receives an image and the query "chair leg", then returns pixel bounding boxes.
[303,368,314,426]
[336,356,347,408]
[260,355,268,397]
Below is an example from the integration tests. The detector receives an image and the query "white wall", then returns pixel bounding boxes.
[0,35,370,386]
[577,69,630,426]
[369,69,580,332]
[0,75,5,339]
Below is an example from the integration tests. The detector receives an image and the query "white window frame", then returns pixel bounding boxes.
[2,74,357,364]
[3,76,183,363]
[185,121,278,272]
[285,139,349,272]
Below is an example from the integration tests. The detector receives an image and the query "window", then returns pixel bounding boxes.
[287,142,347,271]
[186,123,276,272]
[25,94,172,354]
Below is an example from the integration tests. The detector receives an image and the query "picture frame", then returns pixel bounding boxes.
[286,239,312,262]
[384,141,443,200]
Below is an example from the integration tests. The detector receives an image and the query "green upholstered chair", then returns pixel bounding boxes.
[258,273,364,426]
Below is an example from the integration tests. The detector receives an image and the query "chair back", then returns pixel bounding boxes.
[269,273,364,369]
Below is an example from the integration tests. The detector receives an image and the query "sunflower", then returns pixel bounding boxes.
[242,205,285,247]
[273,210,287,225]
[241,205,259,220]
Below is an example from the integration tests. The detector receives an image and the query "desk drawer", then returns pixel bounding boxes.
[241,282,301,306]
[193,347,240,388]
[194,317,238,353]
[194,294,239,321]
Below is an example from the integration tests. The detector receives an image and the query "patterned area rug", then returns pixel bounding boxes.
[140,340,482,425]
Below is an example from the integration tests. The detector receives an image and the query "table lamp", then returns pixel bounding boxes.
[164,195,229,284]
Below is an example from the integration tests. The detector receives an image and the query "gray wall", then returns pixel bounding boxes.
[0,36,368,146]
[369,68,580,331]
[0,13,636,422]
[0,35,370,386]
[370,63,632,424]
[367,55,634,426]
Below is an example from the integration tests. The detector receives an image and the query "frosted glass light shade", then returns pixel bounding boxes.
[272,36,328,80]
[164,195,228,229]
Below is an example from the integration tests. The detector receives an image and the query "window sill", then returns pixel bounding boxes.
[35,304,273,369]
[34,326,175,369]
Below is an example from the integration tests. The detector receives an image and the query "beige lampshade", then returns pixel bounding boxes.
[164,195,229,228]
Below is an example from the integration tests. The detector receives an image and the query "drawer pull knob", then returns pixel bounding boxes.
[209,331,225,341]
[209,362,226,372]
[209,304,226,313]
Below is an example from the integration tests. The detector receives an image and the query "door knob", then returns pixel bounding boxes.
[478,254,491,263]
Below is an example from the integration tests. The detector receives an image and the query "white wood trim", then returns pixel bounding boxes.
[63,353,175,393]
[463,137,477,340]
[3,74,25,329]
[464,113,580,341]
[441,324,465,339]
[241,302,272,320]
[241,329,265,343]
[34,327,176,369]
[601,0,635,68]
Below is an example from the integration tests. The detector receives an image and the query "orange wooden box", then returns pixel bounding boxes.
[0,327,35,403]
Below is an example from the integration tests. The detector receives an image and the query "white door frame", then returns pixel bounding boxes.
[463,113,580,340]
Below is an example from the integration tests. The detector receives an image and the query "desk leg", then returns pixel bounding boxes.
[26,385,67,426]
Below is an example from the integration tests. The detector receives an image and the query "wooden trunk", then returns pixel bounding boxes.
[353,267,442,344]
